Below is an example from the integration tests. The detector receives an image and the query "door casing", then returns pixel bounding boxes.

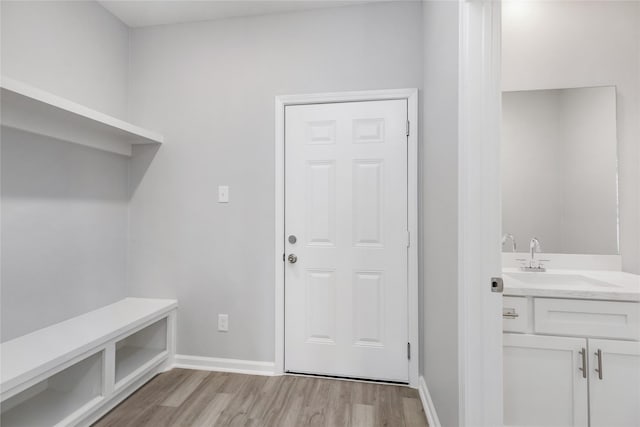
[458,1,503,425]
[274,89,419,387]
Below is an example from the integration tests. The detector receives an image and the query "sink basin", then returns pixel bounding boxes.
[504,272,620,288]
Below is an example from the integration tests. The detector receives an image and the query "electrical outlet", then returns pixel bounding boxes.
[218,314,229,332]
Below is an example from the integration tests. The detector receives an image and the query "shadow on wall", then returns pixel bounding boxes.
[1,125,161,201]
[129,142,160,199]
[1,126,129,201]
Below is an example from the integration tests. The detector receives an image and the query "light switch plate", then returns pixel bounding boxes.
[218,185,229,203]
[218,314,229,332]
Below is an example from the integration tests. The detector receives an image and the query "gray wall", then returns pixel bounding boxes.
[502,0,640,273]
[126,1,424,361]
[421,1,460,426]
[0,0,129,118]
[0,0,130,341]
[1,128,130,341]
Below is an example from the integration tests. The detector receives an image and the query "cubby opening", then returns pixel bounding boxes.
[115,318,167,386]
[0,351,103,427]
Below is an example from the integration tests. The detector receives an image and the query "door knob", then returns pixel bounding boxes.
[287,254,298,264]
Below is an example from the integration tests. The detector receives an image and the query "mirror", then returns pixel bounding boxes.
[501,86,619,255]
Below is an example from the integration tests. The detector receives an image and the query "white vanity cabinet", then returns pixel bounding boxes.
[503,296,640,427]
[504,334,588,426]
[588,339,640,427]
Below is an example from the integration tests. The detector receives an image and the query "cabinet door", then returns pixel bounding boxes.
[503,333,588,426]
[589,339,640,427]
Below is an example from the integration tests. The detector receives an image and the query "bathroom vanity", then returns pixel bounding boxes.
[499,83,640,426]
[502,269,640,427]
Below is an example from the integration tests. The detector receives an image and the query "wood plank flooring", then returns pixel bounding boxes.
[93,369,428,427]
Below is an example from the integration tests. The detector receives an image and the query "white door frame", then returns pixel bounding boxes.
[274,88,419,387]
[458,0,503,425]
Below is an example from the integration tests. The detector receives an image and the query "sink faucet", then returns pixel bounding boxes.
[530,237,541,260]
[502,233,517,252]
[520,237,546,272]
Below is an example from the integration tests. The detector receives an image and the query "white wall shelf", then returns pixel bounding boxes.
[0,77,164,156]
[0,298,177,427]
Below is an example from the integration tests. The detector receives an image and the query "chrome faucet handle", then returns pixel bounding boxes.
[502,233,517,252]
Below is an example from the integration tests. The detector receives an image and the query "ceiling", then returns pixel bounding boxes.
[98,0,397,28]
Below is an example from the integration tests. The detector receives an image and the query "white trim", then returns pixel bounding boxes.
[163,310,178,370]
[418,376,442,427]
[274,88,420,387]
[458,1,503,426]
[406,89,420,389]
[173,355,277,376]
[274,89,419,106]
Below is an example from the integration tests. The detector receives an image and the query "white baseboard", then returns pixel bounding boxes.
[173,354,277,376]
[418,376,441,427]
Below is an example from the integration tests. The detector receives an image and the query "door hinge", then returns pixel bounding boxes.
[283,253,285,262]
[407,342,411,360]
[406,230,411,248]
[406,120,410,137]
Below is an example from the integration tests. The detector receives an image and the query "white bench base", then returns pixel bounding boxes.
[1,298,177,427]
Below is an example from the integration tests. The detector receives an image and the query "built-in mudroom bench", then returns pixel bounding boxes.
[0,298,177,427]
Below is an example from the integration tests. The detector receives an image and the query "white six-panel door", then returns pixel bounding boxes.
[284,99,409,382]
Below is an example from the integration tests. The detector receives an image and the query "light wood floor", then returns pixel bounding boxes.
[93,369,428,427]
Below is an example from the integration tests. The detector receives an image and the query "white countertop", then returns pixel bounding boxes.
[503,268,640,302]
